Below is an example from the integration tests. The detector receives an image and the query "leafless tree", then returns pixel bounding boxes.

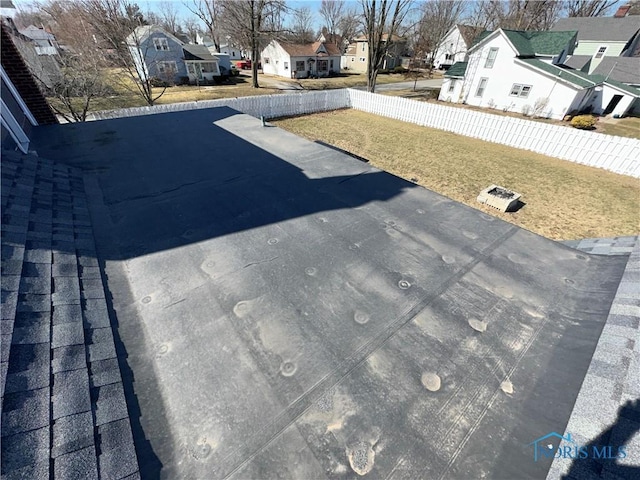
[79,0,170,105]
[468,0,562,30]
[319,0,344,35]
[289,6,314,43]
[563,0,617,17]
[219,0,287,88]
[418,0,466,74]
[24,1,111,121]
[158,1,181,35]
[185,0,221,49]
[337,6,361,44]
[361,0,411,92]
[182,16,201,43]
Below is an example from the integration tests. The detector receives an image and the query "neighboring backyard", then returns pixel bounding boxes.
[382,88,640,140]
[273,109,640,240]
[49,71,415,113]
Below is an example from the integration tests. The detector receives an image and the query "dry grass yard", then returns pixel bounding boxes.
[273,109,640,240]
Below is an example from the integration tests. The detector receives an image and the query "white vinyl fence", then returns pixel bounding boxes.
[86,89,350,122]
[87,88,639,178]
[348,89,640,178]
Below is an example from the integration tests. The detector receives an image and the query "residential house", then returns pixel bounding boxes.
[552,15,640,76]
[183,44,221,83]
[439,28,640,118]
[18,25,58,55]
[432,24,486,70]
[318,27,348,53]
[195,32,215,47]
[0,0,16,19]
[219,44,242,60]
[343,34,406,72]
[261,40,341,79]
[128,25,188,84]
[128,25,232,85]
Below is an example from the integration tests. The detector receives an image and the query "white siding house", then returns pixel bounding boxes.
[439,28,640,119]
[432,25,485,70]
[219,44,242,60]
[261,40,341,79]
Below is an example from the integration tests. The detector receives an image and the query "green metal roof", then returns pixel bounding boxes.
[502,30,577,56]
[444,62,467,77]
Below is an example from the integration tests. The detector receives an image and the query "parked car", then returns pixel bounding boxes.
[236,59,252,70]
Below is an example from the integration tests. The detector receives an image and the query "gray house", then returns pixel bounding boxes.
[127,25,188,84]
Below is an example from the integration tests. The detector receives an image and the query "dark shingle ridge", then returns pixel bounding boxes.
[1,150,140,479]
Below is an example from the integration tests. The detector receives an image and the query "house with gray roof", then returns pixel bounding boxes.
[439,28,640,118]
[2,19,639,479]
[550,14,640,87]
[127,25,232,85]
[17,25,58,55]
[551,15,640,77]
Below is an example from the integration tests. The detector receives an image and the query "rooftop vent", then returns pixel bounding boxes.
[477,185,521,212]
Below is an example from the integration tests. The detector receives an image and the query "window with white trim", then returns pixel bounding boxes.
[445,53,454,61]
[296,60,305,70]
[157,61,177,74]
[284,61,289,70]
[448,80,456,93]
[359,57,365,62]
[509,84,532,98]
[153,37,169,51]
[264,57,270,64]
[484,47,498,68]
[475,77,488,97]
[594,46,607,59]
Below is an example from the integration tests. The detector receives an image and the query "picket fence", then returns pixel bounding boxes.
[86,89,350,122]
[348,89,640,178]
[87,88,639,178]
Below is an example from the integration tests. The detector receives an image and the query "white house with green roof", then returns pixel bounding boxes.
[439,28,640,119]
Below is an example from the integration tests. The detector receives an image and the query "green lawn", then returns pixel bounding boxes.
[272,109,639,241]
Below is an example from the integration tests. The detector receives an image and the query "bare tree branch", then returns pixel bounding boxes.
[563,0,617,17]
[361,0,411,93]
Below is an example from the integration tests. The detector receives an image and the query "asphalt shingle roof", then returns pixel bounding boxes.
[551,16,640,42]
[502,29,577,56]
[0,150,139,479]
[518,58,598,88]
[591,57,640,85]
[457,24,487,47]
[278,41,342,57]
[182,44,216,61]
[444,61,467,77]
[563,54,591,70]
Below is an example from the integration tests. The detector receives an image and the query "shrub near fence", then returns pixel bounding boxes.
[347,89,640,178]
[86,88,639,178]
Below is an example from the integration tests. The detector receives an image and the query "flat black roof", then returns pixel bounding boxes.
[14,107,630,478]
